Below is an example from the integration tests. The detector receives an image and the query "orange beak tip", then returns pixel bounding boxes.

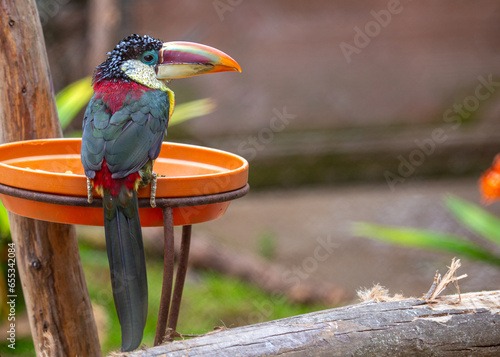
[156,41,241,79]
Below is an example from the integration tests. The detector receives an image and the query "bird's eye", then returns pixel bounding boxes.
[140,51,158,65]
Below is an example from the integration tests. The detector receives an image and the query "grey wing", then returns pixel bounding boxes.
[81,95,107,179]
[103,91,170,179]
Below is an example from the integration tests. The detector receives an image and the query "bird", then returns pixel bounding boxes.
[80,34,241,351]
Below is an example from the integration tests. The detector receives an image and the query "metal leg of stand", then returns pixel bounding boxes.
[154,207,175,346]
[168,225,192,331]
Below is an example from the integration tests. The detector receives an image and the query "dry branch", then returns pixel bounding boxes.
[123,290,500,357]
[424,258,467,301]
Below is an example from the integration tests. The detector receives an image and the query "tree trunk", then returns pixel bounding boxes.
[127,290,500,356]
[0,1,101,356]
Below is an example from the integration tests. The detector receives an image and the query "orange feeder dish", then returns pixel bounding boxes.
[0,138,248,226]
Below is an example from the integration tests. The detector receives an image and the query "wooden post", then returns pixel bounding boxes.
[0,1,101,356]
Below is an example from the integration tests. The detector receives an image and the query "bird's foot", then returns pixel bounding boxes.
[87,178,93,204]
[150,171,157,208]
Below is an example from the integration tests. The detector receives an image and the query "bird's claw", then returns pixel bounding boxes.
[150,171,157,208]
[87,178,94,204]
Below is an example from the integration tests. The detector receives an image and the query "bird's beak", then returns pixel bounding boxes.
[156,41,241,80]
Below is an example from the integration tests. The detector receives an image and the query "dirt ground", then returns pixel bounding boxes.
[192,177,500,302]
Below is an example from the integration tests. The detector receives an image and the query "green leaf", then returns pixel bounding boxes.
[170,98,216,126]
[257,230,278,261]
[445,195,500,246]
[56,77,93,130]
[353,222,500,267]
[0,200,10,238]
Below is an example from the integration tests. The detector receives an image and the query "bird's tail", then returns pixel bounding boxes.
[103,189,147,352]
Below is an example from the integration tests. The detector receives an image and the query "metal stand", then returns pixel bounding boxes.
[0,182,249,345]
[153,210,193,344]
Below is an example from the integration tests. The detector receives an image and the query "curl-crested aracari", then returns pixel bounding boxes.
[80,34,240,351]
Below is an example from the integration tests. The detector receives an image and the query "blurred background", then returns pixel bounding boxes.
[3,0,500,354]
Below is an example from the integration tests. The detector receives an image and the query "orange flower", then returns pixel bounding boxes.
[479,154,500,204]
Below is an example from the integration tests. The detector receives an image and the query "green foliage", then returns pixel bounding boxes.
[55,77,94,130]
[0,338,35,357]
[170,98,216,126]
[0,202,11,321]
[445,195,500,246]
[0,201,10,240]
[257,230,278,261]
[353,195,500,267]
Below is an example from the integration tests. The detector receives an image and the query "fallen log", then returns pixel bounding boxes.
[123,290,500,356]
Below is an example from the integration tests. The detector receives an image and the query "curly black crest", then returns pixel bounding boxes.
[93,34,163,83]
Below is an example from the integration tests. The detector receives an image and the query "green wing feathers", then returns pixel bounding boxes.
[81,89,170,179]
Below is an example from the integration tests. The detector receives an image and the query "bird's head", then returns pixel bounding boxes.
[93,34,241,89]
